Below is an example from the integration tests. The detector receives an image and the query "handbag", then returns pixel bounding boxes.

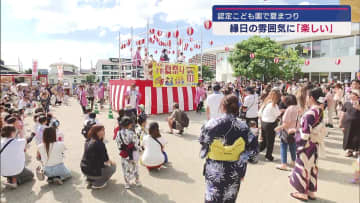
[279,112,299,144]
[240,95,255,119]
[36,144,53,181]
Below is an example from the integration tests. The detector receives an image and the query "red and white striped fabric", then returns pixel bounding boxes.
[109,80,196,115]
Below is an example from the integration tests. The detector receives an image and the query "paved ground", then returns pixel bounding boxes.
[1,98,359,203]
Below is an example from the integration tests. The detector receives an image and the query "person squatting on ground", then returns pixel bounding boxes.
[141,122,168,171]
[81,125,116,189]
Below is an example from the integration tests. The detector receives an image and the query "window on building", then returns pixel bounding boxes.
[356,35,360,55]
[295,42,311,58]
[311,72,320,82]
[302,73,310,81]
[319,72,329,83]
[312,40,331,58]
[332,36,355,57]
[103,65,111,70]
[332,72,341,82]
[341,72,352,82]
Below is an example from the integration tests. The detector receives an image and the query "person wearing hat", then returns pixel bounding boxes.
[242,87,259,127]
[340,89,360,157]
[206,83,224,120]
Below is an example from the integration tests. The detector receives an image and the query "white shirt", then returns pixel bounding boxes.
[128,91,137,109]
[0,138,26,176]
[206,92,225,120]
[244,94,259,118]
[261,103,281,123]
[141,135,167,167]
[18,99,27,109]
[35,124,47,145]
[37,142,65,167]
[177,56,185,63]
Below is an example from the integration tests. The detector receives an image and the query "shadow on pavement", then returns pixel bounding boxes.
[91,180,143,203]
[148,166,195,183]
[320,155,354,166]
[36,170,83,203]
[1,179,36,203]
[319,168,355,185]
[130,186,176,203]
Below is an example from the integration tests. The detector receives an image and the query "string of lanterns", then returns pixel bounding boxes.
[119,20,215,53]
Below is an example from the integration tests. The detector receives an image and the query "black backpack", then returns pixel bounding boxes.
[81,120,96,139]
[180,111,189,127]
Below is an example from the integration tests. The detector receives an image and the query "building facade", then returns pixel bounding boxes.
[205,23,360,83]
[188,53,217,71]
[95,58,131,82]
[48,62,82,85]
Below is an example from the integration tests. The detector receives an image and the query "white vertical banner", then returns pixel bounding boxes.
[32,60,38,79]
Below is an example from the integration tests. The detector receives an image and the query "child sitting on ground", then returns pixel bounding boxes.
[135,114,147,147]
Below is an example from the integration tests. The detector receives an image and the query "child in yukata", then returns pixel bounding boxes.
[116,117,141,189]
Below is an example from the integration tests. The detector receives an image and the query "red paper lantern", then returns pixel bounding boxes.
[335,58,341,65]
[187,27,194,36]
[173,30,179,38]
[168,40,172,47]
[154,50,158,54]
[149,28,155,34]
[167,50,170,54]
[250,53,255,58]
[190,48,193,51]
[225,47,230,52]
[304,59,310,65]
[274,57,279,64]
[127,39,131,46]
[172,50,175,54]
[189,37,193,42]
[166,32,171,38]
[204,20,212,30]
[209,40,214,46]
[178,38,183,46]
[185,43,189,48]
[141,39,145,45]
[157,30,163,37]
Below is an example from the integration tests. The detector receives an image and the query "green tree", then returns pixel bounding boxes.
[202,65,215,81]
[86,74,95,83]
[228,36,303,82]
[24,69,32,74]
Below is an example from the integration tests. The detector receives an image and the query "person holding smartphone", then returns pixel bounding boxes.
[340,89,360,157]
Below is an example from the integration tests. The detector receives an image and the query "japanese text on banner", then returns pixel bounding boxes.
[152,63,198,87]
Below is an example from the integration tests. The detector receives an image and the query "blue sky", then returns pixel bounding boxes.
[1,0,340,70]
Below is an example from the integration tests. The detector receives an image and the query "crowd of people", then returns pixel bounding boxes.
[196,79,360,202]
[1,78,359,202]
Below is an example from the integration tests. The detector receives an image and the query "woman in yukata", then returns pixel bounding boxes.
[290,87,327,201]
[199,94,258,203]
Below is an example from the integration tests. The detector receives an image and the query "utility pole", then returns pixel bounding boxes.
[118,31,121,79]
[200,28,203,80]
[146,19,149,55]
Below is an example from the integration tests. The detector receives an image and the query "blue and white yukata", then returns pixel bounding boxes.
[199,114,258,203]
